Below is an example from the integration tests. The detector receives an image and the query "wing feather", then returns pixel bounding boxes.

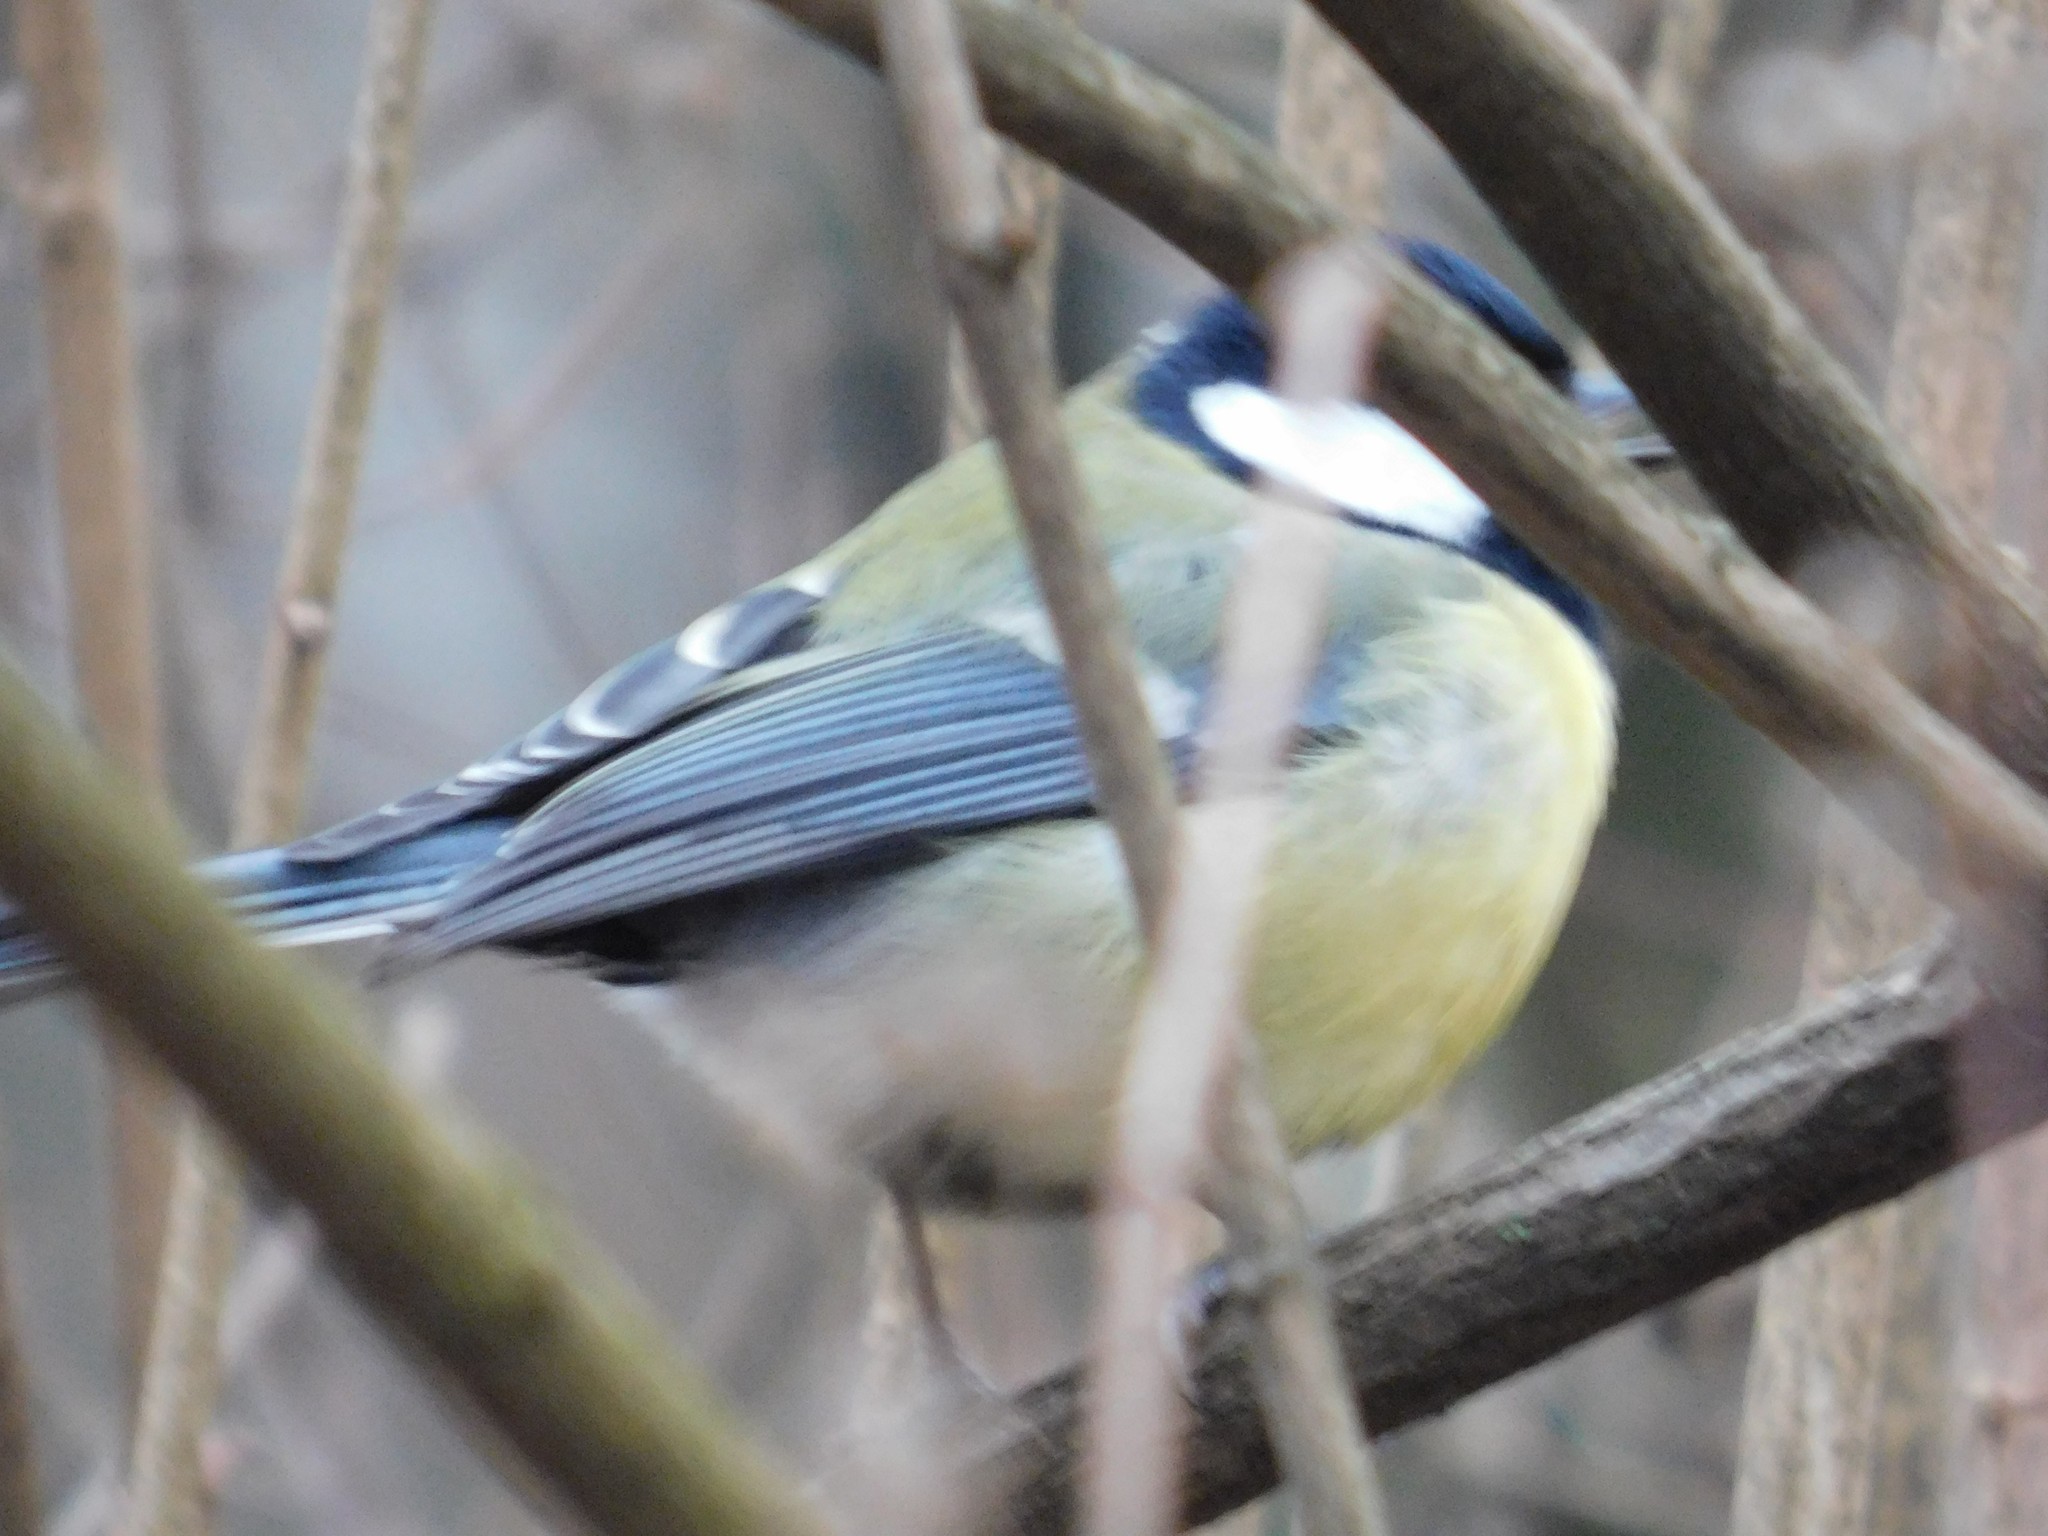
[395,631,1182,963]
[288,574,832,862]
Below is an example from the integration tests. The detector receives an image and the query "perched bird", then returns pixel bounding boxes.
[0,242,1645,1212]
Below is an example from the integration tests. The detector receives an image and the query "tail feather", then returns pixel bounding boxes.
[0,819,512,1008]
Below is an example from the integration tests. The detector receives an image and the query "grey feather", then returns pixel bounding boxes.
[289,576,829,863]
[388,630,1200,967]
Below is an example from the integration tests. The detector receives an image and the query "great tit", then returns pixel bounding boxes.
[0,241,1636,1212]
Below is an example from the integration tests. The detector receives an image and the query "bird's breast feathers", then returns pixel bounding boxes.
[1250,560,1616,1151]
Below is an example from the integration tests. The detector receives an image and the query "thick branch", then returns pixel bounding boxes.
[987,931,2048,1534]
[1305,0,2048,786]
[0,659,834,1536]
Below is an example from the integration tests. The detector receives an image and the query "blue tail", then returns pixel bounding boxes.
[0,820,513,1007]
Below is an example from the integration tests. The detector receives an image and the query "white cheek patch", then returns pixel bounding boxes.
[1188,380,1490,546]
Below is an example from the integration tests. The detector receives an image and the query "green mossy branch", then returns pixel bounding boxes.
[0,656,834,1536]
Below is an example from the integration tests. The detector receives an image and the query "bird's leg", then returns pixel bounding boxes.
[885,1182,978,1390]
[1155,1201,1234,1397]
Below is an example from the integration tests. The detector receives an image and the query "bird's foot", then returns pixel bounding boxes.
[1163,1250,1285,1399]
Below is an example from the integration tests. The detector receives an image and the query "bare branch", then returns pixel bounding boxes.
[987,929,2048,1535]
[237,0,437,843]
[873,0,1180,932]
[0,655,838,1536]
[16,0,176,1393]
[128,5,442,1530]
[873,2,1189,1516]
[1084,254,1391,1536]
[876,9,1389,1534]
[1275,6,1390,226]
[12,3,164,781]
[1641,0,1726,151]
[0,1144,42,1536]
[1301,0,2048,793]
[129,1132,243,1536]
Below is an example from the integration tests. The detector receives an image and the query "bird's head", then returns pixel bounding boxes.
[1129,240,1599,643]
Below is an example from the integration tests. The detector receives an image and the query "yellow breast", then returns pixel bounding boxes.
[1247,572,1616,1153]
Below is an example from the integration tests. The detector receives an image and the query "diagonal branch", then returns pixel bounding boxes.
[986,927,2048,1535]
[872,0,1179,938]
[0,656,837,1536]
[1301,0,2048,787]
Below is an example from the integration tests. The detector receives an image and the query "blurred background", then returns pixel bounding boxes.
[0,0,1991,1530]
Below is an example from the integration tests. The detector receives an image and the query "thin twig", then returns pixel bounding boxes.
[875,8,1388,1536]
[0,649,838,1536]
[867,0,1183,1475]
[127,4,441,1532]
[1084,252,1391,1536]
[873,0,1180,930]
[1262,31,1405,1529]
[1640,0,1726,151]
[1274,5,1390,226]
[868,0,1079,1402]
[941,0,1071,450]
[237,0,437,844]
[0,1137,42,1536]
[16,0,176,1397]
[987,926,2048,1536]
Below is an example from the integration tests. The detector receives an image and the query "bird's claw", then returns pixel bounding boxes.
[1162,1253,1275,1400]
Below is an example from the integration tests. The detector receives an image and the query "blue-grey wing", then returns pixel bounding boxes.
[289,571,833,862]
[394,629,1205,966]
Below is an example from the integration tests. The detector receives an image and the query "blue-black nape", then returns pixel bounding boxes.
[1130,238,1573,469]
[1391,238,1573,387]
[1470,521,1603,647]
[1127,294,1270,480]
[1127,238,1603,651]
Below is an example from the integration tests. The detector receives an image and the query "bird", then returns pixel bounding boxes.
[0,240,1649,1215]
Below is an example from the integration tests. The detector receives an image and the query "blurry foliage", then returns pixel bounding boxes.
[0,0,2010,1532]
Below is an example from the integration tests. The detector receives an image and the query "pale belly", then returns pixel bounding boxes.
[629,589,1614,1210]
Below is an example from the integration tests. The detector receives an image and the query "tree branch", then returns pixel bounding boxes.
[876,8,1388,1533]
[986,929,2048,1534]
[16,0,177,1394]
[129,5,442,1529]
[873,0,1179,939]
[0,1147,41,1536]
[1304,0,2048,788]
[1641,0,1726,152]
[0,657,835,1536]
